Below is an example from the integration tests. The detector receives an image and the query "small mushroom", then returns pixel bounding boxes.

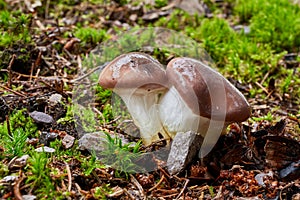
[159,57,251,156]
[99,52,170,145]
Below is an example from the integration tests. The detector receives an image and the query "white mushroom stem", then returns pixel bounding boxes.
[159,86,227,154]
[115,88,170,146]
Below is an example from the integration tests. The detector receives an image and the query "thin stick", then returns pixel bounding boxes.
[29,63,35,82]
[106,115,121,125]
[92,107,106,126]
[77,55,82,70]
[37,78,67,97]
[75,182,89,196]
[123,188,136,200]
[175,178,189,199]
[158,166,170,179]
[30,51,42,82]
[149,174,165,192]
[13,174,24,200]
[11,71,70,83]
[64,161,72,192]
[255,81,269,95]
[260,71,270,85]
[7,54,16,88]
[71,63,108,83]
[45,0,50,18]
[161,193,179,198]
[279,182,294,200]
[6,115,11,137]
[130,174,145,198]
[0,85,26,97]
[35,68,40,79]
[212,186,222,200]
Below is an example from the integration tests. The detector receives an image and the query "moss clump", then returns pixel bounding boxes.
[0,11,32,48]
[234,0,300,51]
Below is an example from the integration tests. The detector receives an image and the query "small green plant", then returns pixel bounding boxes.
[75,27,108,46]
[0,109,37,158]
[25,151,56,199]
[209,186,215,198]
[251,112,274,122]
[95,85,112,105]
[57,104,75,124]
[58,103,96,132]
[6,109,37,134]
[81,151,104,176]
[100,132,143,179]
[0,128,29,158]
[114,0,129,5]
[0,162,9,178]
[0,11,32,47]
[154,0,168,8]
[234,0,300,51]
[101,103,114,123]
[280,69,293,95]
[0,0,7,10]
[155,9,202,30]
[75,104,97,132]
[94,184,112,199]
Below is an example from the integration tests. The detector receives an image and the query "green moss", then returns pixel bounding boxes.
[0,109,37,158]
[75,27,108,45]
[152,0,299,99]
[25,151,57,199]
[154,0,168,8]
[234,0,300,51]
[251,112,274,122]
[0,0,7,10]
[99,132,143,179]
[0,11,32,48]
[0,162,9,178]
[155,9,203,30]
[81,151,104,176]
[94,184,112,199]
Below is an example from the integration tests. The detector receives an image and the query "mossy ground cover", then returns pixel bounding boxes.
[0,0,299,199]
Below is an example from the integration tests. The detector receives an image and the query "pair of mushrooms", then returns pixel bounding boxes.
[99,52,250,146]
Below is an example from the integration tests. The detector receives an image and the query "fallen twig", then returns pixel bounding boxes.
[175,178,189,199]
[158,166,170,179]
[13,173,25,200]
[149,174,165,192]
[279,182,294,200]
[130,174,145,199]
[37,78,68,97]
[255,81,269,95]
[123,188,136,200]
[161,193,179,199]
[212,186,222,200]
[64,161,72,192]
[70,63,108,84]
[7,54,16,88]
[30,51,42,82]
[6,115,12,137]
[92,107,106,126]
[0,85,27,97]
[75,182,89,198]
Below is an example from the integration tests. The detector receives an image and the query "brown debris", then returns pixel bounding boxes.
[0,1,299,199]
[264,136,300,170]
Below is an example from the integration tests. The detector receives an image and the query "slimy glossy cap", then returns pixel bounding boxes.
[99,52,167,91]
[166,57,251,122]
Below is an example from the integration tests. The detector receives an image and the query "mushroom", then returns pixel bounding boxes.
[98,52,170,145]
[159,57,251,156]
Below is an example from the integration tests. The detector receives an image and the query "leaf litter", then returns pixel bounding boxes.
[0,0,299,199]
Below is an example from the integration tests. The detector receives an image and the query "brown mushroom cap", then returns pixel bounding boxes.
[166,57,251,122]
[99,52,167,91]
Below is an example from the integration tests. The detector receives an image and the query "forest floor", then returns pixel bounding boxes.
[0,0,299,199]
